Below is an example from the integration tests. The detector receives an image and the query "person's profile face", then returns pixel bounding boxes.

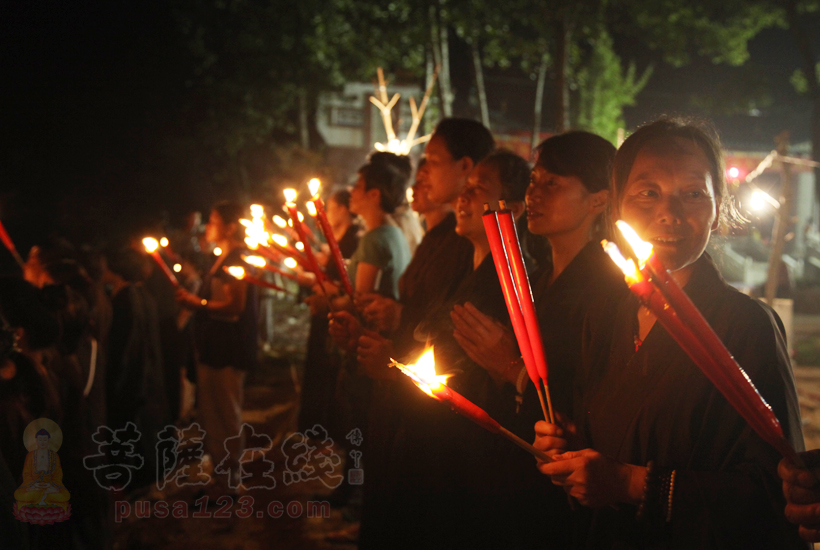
[455,162,502,241]
[525,165,596,239]
[205,210,226,243]
[420,135,465,204]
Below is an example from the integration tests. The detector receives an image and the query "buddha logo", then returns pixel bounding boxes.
[13,418,71,525]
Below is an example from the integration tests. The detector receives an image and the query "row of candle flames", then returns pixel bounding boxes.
[135,180,797,465]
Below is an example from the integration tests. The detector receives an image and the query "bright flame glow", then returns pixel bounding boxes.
[240,219,253,228]
[288,219,293,227]
[250,204,264,218]
[142,237,159,253]
[160,237,169,247]
[297,212,305,222]
[306,201,317,217]
[283,188,298,204]
[173,263,182,272]
[272,234,289,247]
[392,348,449,397]
[727,166,740,179]
[602,240,642,285]
[244,255,266,268]
[295,241,305,251]
[615,221,653,266]
[244,237,259,250]
[273,215,287,228]
[308,178,321,197]
[283,258,297,269]
[226,266,245,279]
[214,247,223,257]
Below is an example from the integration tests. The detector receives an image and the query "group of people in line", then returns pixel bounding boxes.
[4,113,820,549]
[297,116,820,549]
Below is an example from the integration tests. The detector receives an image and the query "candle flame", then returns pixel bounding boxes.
[306,201,317,217]
[250,204,264,218]
[142,237,159,253]
[214,247,223,257]
[390,347,449,397]
[283,188,298,204]
[159,237,169,248]
[240,219,253,228]
[308,178,321,197]
[243,255,266,268]
[272,234,288,247]
[297,212,305,222]
[226,266,245,280]
[295,241,305,251]
[602,240,642,285]
[283,257,297,269]
[245,237,259,250]
[273,215,288,228]
[615,221,653,266]
[173,263,182,273]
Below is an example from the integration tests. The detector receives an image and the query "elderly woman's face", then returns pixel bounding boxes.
[618,138,719,273]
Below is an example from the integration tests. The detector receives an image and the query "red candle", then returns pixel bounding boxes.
[604,239,796,461]
[285,198,325,285]
[0,218,24,268]
[142,238,179,287]
[310,194,355,296]
[482,208,538,387]
[496,205,549,383]
[431,384,501,433]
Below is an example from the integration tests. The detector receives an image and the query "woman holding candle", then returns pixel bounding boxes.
[534,118,805,548]
[175,200,258,497]
[449,132,624,548]
[345,152,412,300]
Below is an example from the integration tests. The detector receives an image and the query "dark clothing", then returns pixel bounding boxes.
[196,247,258,371]
[369,254,521,549]
[298,225,360,434]
[576,254,806,549]
[394,212,473,358]
[494,242,628,549]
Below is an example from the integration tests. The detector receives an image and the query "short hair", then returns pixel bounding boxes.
[35,428,51,438]
[358,152,412,214]
[433,118,495,165]
[480,149,531,202]
[330,188,352,211]
[534,131,615,194]
[612,117,733,225]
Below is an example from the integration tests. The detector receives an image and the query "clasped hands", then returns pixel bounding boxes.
[779,449,820,542]
[533,417,645,509]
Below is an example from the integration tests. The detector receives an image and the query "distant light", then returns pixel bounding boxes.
[297,212,305,222]
[283,189,298,204]
[214,247,223,256]
[306,201,317,217]
[283,258,297,269]
[406,187,414,203]
[728,166,740,179]
[749,190,780,212]
[173,263,182,272]
[159,237,169,247]
[288,219,293,227]
[295,241,305,251]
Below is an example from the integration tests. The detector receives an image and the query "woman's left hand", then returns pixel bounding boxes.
[537,449,645,508]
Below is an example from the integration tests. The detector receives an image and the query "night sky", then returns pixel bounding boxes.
[1,0,817,272]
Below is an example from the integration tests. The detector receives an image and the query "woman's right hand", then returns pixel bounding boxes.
[533,421,570,462]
